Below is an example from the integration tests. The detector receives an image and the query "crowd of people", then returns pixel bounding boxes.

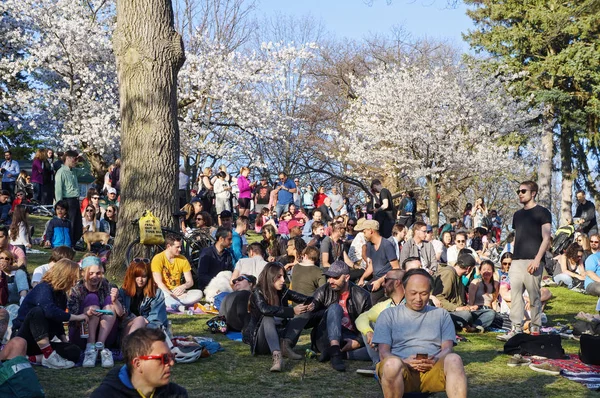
[3,148,600,397]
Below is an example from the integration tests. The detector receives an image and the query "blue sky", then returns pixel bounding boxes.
[257,0,474,52]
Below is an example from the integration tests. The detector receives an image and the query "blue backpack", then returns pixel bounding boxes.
[404,199,415,214]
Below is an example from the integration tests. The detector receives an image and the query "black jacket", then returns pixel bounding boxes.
[242,286,308,355]
[91,365,188,398]
[312,282,372,329]
[318,204,335,223]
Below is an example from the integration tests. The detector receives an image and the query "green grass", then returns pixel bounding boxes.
[21,220,600,397]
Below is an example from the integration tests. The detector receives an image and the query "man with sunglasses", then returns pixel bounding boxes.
[91,328,187,397]
[218,274,256,332]
[230,242,266,286]
[499,181,552,341]
[355,269,406,375]
[590,234,600,254]
[446,232,479,267]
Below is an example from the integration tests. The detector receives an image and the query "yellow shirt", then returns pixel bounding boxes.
[355,298,400,335]
[151,252,191,290]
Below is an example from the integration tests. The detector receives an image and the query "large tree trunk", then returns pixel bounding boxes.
[427,176,439,235]
[109,0,185,278]
[537,103,555,209]
[559,129,573,226]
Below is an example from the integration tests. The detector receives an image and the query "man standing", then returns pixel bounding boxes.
[197,227,233,291]
[151,234,204,310]
[499,181,552,340]
[397,191,417,228]
[54,150,84,244]
[1,150,19,197]
[91,328,188,397]
[329,187,344,216]
[178,166,189,209]
[574,190,598,236]
[357,220,399,304]
[371,179,395,238]
[274,171,296,218]
[373,268,467,398]
[399,222,438,275]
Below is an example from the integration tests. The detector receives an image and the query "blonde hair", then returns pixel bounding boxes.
[240,166,250,174]
[203,167,212,176]
[41,259,80,293]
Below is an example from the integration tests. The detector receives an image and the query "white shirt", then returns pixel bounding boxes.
[349,232,367,268]
[32,263,52,284]
[213,178,231,199]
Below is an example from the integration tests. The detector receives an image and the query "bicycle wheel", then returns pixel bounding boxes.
[125,239,164,265]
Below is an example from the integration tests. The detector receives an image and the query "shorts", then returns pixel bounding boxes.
[238,197,251,209]
[376,355,446,394]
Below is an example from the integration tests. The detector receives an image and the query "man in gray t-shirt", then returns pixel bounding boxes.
[372,269,467,397]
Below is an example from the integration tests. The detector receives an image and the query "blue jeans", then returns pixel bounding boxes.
[7,269,29,304]
[275,203,289,219]
[451,308,496,330]
[553,273,574,289]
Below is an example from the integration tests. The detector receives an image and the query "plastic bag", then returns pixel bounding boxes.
[139,210,164,245]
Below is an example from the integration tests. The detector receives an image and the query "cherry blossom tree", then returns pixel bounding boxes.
[333,63,539,228]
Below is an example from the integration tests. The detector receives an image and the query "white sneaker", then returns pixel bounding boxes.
[100,348,114,368]
[42,351,75,369]
[82,348,98,367]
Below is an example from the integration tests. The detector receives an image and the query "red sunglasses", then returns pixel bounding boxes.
[135,352,175,365]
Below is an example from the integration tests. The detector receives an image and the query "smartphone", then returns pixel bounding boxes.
[95,309,114,315]
[416,353,428,360]
[304,297,314,305]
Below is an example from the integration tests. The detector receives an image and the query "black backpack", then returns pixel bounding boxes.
[580,334,600,365]
[503,334,565,359]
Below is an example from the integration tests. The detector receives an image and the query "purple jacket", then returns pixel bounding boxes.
[237,175,252,199]
[31,158,44,184]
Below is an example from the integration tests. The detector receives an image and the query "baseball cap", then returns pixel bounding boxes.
[107,187,117,194]
[426,225,433,232]
[288,220,302,230]
[354,219,379,232]
[323,260,350,278]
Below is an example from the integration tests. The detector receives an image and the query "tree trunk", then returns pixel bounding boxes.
[537,103,555,209]
[81,143,109,186]
[109,0,185,278]
[427,176,439,235]
[559,128,573,226]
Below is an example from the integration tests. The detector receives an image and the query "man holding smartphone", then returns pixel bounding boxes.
[373,268,467,398]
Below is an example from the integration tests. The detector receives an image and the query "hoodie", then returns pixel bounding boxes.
[90,365,188,398]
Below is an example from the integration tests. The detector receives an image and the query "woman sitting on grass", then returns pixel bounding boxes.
[8,204,31,254]
[553,243,586,290]
[117,259,168,334]
[243,262,313,372]
[10,259,89,369]
[68,255,123,368]
[468,260,499,312]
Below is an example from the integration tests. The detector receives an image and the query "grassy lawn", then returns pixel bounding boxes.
[21,216,600,397]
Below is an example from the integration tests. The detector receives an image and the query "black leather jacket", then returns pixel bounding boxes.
[242,286,308,354]
[312,282,372,329]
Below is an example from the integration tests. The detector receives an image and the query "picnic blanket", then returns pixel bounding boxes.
[531,354,600,390]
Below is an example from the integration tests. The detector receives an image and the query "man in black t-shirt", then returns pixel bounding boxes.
[253,177,271,215]
[371,179,395,238]
[498,180,552,341]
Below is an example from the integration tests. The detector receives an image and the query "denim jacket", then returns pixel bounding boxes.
[117,287,168,329]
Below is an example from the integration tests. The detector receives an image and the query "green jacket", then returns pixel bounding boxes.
[434,266,466,311]
[55,165,83,200]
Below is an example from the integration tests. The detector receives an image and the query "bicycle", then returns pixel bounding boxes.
[125,212,215,268]
[23,200,54,217]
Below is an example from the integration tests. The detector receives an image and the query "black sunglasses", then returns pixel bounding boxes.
[516,189,529,194]
[233,276,250,283]
[501,261,511,266]
[133,258,150,264]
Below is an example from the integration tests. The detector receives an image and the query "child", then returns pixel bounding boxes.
[278,212,292,236]
[44,200,72,248]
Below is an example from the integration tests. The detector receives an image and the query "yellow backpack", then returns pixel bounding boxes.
[139,210,164,245]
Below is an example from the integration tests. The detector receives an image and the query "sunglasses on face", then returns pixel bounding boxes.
[196,217,204,221]
[135,353,175,366]
[233,276,250,283]
[106,210,113,213]
[591,241,600,244]
[0,257,10,261]
[456,240,466,243]
[516,189,529,194]
[86,209,95,213]
[133,258,150,264]
[501,261,511,266]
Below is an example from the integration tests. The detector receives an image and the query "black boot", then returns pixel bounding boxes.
[318,346,330,362]
[330,345,346,372]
